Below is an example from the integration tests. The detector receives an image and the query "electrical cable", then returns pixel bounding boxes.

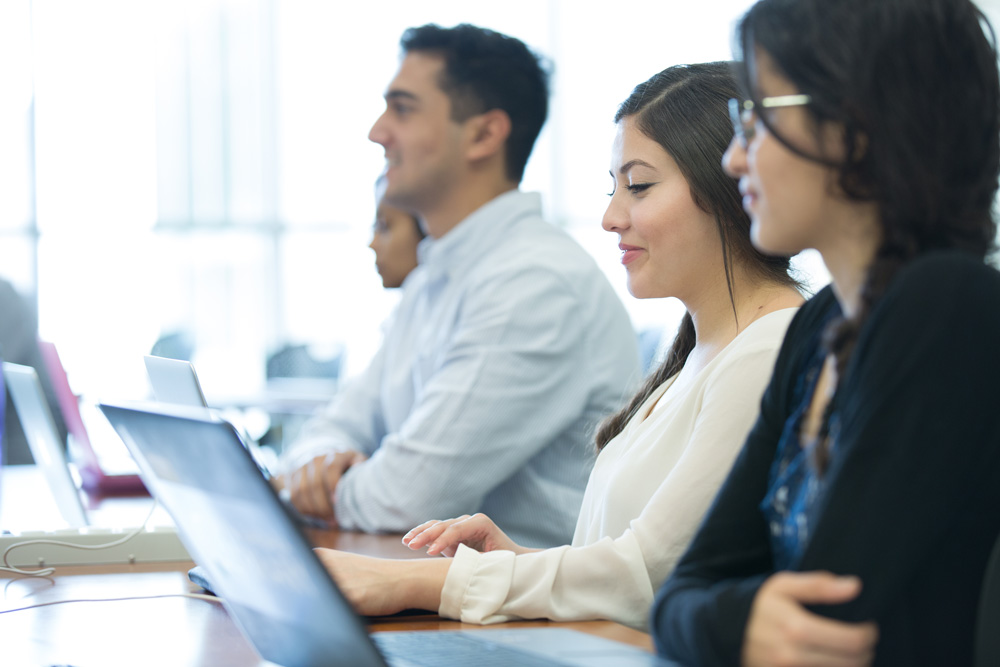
[0,500,162,577]
[0,592,223,615]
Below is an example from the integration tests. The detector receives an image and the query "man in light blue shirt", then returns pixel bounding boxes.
[278,24,639,547]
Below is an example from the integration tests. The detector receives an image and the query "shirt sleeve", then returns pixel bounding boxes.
[332,266,601,533]
[652,257,1000,665]
[438,338,786,630]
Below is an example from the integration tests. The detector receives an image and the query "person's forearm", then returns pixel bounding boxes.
[399,557,452,611]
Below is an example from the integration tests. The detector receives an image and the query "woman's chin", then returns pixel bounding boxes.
[750,219,795,257]
[625,280,659,301]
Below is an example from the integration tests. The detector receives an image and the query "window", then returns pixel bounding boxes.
[15,0,846,405]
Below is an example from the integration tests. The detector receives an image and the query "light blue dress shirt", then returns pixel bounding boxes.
[282,191,640,547]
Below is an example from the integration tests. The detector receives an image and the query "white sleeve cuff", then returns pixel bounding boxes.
[438,543,516,624]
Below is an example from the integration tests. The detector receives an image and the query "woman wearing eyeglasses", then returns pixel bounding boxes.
[651,1,1000,665]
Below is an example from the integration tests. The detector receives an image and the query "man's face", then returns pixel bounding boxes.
[368,53,467,223]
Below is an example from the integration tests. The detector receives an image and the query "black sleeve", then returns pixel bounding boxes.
[790,254,1000,621]
[650,288,838,665]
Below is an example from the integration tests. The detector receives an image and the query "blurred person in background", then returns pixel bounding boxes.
[369,174,425,290]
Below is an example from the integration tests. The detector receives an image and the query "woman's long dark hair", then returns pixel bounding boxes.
[735,0,1000,469]
[594,62,799,451]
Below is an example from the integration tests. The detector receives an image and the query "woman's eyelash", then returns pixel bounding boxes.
[608,182,654,197]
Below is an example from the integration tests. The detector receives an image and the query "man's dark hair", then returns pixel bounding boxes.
[400,23,550,184]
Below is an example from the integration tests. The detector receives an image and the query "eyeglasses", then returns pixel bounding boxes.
[729,94,812,148]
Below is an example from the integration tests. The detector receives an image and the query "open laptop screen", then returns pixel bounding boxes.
[3,362,89,528]
[38,341,144,493]
[99,401,387,667]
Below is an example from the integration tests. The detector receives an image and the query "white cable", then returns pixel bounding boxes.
[0,592,223,615]
[0,499,162,577]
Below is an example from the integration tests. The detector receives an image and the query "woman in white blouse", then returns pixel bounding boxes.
[314,62,804,630]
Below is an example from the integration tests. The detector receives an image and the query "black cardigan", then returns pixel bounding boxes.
[651,251,1000,666]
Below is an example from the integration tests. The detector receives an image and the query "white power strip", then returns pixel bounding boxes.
[0,526,190,567]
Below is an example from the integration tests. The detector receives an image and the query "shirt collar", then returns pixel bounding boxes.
[416,190,543,281]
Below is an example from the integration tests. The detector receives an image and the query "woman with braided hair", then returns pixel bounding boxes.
[652,0,1000,665]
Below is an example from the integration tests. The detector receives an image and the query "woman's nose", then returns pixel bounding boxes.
[722,136,747,178]
[601,195,627,233]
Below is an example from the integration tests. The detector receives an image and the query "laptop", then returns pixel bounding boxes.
[142,353,279,478]
[38,341,146,493]
[143,354,209,408]
[1,362,189,566]
[4,362,88,528]
[98,400,675,667]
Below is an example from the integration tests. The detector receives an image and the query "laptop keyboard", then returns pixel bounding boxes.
[373,631,569,667]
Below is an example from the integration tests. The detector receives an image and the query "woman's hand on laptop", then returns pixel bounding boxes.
[314,548,449,616]
[274,451,368,521]
[402,513,537,557]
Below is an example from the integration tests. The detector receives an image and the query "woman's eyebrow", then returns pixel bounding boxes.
[618,159,657,175]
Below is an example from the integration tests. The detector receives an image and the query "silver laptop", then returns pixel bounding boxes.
[143,355,209,407]
[4,362,88,528]
[98,400,675,667]
[142,353,281,478]
[2,362,189,566]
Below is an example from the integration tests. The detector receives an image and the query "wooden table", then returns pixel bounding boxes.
[0,466,656,666]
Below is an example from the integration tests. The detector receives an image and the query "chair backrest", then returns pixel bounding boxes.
[976,530,1000,667]
[266,343,342,381]
[150,331,195,362]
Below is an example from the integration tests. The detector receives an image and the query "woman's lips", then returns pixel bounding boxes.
[739,180,758,211]
[619,244,643,265]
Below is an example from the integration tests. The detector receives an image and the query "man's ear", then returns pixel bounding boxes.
[465,109,511,163]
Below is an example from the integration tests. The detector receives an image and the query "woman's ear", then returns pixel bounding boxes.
[820,120,867,165]
[849,130,868,164]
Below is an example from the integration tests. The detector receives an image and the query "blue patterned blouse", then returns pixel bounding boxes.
[760,340,841,570]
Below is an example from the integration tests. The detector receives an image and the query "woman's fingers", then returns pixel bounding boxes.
[426,514,503,555]
[403,516,470,549]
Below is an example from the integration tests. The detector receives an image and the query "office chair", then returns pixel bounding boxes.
[265,343,342,381]
[976,530,1000,667]
[150,331,195,362]
[261,343,342,453]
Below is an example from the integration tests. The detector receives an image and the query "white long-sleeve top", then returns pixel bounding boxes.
[280,191,640,547]
[437,307,797,629]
